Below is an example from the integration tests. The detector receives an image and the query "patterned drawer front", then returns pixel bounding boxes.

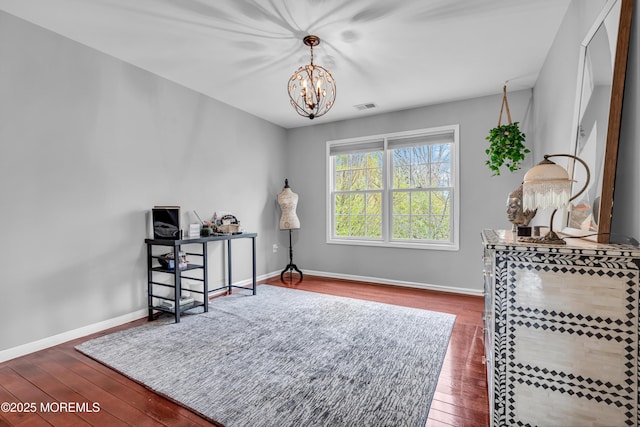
[510,382,631,426]
[510,261,636,318]
[508,323,637,426]
[511,325,634,385]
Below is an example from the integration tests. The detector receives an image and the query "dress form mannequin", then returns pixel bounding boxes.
[277,180,300,230]
[277,179,302,280]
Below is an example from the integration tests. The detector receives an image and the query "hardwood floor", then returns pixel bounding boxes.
[0,275,489,426]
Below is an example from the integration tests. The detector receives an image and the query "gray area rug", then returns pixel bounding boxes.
[76,285,455,427]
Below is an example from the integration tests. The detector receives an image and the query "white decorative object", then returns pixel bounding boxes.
[188,223,200,238]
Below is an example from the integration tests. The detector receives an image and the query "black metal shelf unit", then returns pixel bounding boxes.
[145,233,257,323]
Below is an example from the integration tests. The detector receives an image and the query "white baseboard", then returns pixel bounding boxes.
[1,270,478,363]
[0,308,148,364]
[0,271,281,364]
[300,269,484,297]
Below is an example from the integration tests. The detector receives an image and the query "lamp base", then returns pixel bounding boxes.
[518,230,566,245]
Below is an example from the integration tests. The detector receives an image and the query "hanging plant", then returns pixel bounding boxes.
[485,85,529,176]
[485,122,528,175]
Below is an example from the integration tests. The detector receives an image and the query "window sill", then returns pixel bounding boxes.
[326,238,459,251]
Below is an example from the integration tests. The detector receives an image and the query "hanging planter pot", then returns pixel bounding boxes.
[485,85,529,176]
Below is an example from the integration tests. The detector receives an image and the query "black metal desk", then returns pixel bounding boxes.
[145,233,257,322]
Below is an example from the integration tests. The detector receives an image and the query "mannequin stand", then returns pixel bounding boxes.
[280,229,303,281]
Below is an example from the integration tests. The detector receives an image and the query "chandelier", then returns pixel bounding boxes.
[287,35,337,120]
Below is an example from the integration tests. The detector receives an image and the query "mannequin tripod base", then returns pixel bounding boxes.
[280,228,302,282]
[280,263,303,281]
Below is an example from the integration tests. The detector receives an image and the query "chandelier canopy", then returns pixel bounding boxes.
[287,35,336,120]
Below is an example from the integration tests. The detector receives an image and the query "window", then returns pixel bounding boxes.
[327,125,459,250]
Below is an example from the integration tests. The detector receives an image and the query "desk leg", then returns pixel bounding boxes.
[202,242,209,312]
[147,244,154,320]
[174,245,181,323]
[252,236,257,295]
[227,239,232,293]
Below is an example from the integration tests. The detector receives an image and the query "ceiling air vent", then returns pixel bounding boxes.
[354,103,376,111]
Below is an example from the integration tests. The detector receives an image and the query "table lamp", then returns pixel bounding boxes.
[520,154,590,245]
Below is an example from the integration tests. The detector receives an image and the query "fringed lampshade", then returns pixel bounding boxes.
[522,158,573,211]
[519,154,590,245]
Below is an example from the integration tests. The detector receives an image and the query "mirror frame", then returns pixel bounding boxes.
[563,0,633,243]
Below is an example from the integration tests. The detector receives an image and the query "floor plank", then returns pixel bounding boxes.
[0,275,489,426]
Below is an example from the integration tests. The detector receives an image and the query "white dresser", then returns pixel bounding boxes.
[482,229,640,427]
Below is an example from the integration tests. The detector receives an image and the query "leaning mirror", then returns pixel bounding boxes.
[563,0,633,243]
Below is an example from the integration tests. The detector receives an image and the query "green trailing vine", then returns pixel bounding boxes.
[485,84,530,176]
[485,122,529,175]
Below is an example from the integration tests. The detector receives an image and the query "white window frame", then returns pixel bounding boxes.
[326,124,459,251]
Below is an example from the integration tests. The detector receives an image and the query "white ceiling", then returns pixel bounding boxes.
[0,0,571,129]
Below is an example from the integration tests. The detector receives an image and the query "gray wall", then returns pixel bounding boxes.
[285,90,532,292]
[0,12,287,353]
[3,0,638,356]
[533,0,639,244]
[282,0,640,293]
[531,0,607,231]
[532,0,607,163]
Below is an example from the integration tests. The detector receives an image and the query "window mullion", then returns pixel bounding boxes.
[382,137,390,243]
